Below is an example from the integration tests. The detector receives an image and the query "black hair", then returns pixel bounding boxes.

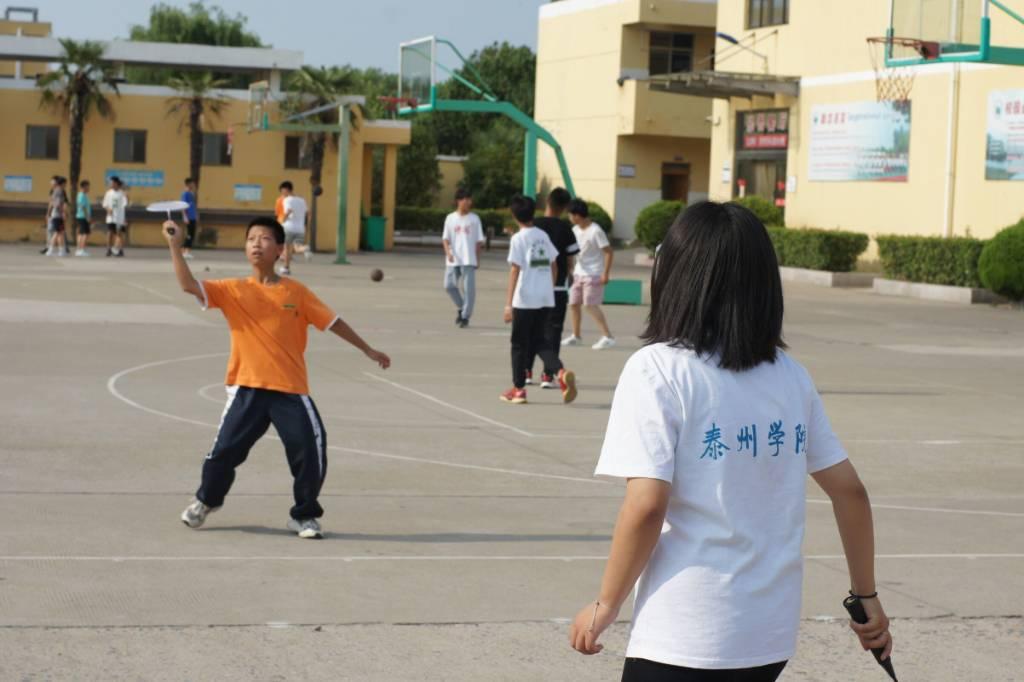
[246,216,286,244]
[642,201,785,371]
[184,177,194,185]
[57,176,67,185]
[509,194,535,224]
[567,198,589,218]
[454,187,471,201]
[80,179,89,188]
[279,181,293,191]
[110,176,122,187]
[547,187,571,213]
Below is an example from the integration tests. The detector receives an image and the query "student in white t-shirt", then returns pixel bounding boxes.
[569,202,892,681]
[563,199,615,350]
[277,181,309,276]
[500,195,576,405]
[442,188,485,328]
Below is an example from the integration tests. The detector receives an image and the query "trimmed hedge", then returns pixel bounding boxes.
[731,195,784,227]
[584,200,613,234]
[979,219,1024,299]
[876,235,985,288]
[768,227,869,272]
[635,200,685,253]
[394,206,513,234]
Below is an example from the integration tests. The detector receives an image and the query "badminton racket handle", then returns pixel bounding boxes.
[166,227,176,236]
[843,595,897,679]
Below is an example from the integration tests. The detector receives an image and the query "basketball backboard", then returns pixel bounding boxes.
[247,80,270,132]
[886,0,1024,66]
[399,36,436,109]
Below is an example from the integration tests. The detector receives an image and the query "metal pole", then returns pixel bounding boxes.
[335,104,350,264]
[523,130,538,198]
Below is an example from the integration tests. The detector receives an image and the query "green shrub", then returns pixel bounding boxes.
[583,200,613,234]
[634,200,685,253]
[767,227,869,272]
[731,195,784,226]
[876,235,985,288]
[979,219,1024,299]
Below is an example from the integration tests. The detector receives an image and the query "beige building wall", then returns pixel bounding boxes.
[0,82,409,251]
[0,17,52,79]
[434,155,467,210]
[708,0,1024,240]
[535,0,715,241]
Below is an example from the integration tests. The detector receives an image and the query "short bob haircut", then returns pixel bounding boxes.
[509,194,535,224]
[642,201,785,371]
[245,216,286,245]
[454,187,472,201]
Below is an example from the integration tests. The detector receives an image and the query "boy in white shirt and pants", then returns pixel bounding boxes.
[564,199,615,350]
[277,181,309,276]
[442,188,485,328]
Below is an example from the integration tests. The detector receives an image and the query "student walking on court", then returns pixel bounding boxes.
[73,180,92,257]
[569,202,892,680]
[442,188,485,328]
[102,176,128,257]
[180,177,199,260]
[563,199,615,350]
[162,215,391,539]
[527,187,579,387]
[278,181,310,276]
[43,176,69,257]
[501,195,576,405]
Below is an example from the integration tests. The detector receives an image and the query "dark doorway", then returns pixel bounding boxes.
[661,163,690,201]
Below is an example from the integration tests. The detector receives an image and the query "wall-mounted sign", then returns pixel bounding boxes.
[986,89,1024,180]
[234,184,262,202]
[3,175,32,193]
[808,101,911,182]
[104,169,165,188]
[721,163,732,184]
[617,164,637,178]
[740,109,789,150]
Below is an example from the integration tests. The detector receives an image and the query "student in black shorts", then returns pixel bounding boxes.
[527,187,579,389]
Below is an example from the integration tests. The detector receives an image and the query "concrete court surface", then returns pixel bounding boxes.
[0,242,1022,681]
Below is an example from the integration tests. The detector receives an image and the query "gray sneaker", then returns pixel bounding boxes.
[180,498,218,529]
[287,518,323,539]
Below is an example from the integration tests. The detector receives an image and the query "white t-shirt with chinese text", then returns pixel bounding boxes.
[102,189,127,225]
[573,223,610,277]
[507,225,558,309]
[443,211,485,267]
[282,195,308,234]
[595,344,849,669]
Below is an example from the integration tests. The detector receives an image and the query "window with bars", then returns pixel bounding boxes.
[649,32,695,76]
[26,125,59,159]
[748,0,788,29]
[114,129,147,163]
[202,133,231,166]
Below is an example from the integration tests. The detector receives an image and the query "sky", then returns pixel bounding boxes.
[26,0,550,71]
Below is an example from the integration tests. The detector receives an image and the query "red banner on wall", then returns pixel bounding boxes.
[742,133,789,149]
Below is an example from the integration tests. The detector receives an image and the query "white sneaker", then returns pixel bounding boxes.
[181,498,218,529]
[287,518,323,539]
[75,249,89,257]
[183,252,194,260]
[45,247,54,256]
[561,335,583,346]
[303,250,313,262]
[55,248,68,257]
[592,336,617,350]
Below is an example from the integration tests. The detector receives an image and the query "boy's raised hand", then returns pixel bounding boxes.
[162,220,184,248]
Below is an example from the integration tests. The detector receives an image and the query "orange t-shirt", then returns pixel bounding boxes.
[202,277,337,395]
[274,196,285,223]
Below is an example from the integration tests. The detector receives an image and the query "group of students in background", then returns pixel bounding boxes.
[441,186,617,405]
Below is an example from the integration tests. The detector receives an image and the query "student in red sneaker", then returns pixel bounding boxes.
[162,216,391,539]
[501,195,576,405]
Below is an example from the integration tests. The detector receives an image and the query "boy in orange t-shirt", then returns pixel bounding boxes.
[162,216,391,538]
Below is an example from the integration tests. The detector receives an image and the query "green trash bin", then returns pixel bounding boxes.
[361,215,387,252]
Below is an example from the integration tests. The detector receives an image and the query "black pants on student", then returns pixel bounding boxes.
[511,307,561,388]
[197,386,327,519]
[184,220,198,249]
[527,290,568,377]
[622,658,787,682]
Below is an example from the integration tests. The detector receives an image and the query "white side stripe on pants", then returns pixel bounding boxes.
[300,395,324,481]
[206,385,239,460]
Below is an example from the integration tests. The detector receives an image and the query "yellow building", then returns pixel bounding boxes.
[0,29,409,252]
[704,0,1024,239]
[534,0,718,241]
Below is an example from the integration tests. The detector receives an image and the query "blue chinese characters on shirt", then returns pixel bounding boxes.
[700,420,805,460]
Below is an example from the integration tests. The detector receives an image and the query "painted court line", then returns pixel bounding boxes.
[362,371,535,438]
[807,499,1024,519]
[2,553,1022,563]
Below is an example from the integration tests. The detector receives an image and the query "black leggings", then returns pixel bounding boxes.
[622,658,787,682]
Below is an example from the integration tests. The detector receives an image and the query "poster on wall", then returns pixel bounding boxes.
[3,175,32,193]
[740,109,789,149]
[986,89,1024,180]
[233,184,262,202]
[808,101,911,182]
[104,169,165,188]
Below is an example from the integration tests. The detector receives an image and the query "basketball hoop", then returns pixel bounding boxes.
[378,96,419,116]
[866,37,939,102]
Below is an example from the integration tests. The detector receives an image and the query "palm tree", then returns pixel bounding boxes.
[37,39,119,219]
[166,72,229,188]
[285,66,355,192]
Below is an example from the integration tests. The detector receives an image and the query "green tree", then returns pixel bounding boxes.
[37,39,120,222]
[284,66,356,194]
[461,119,524,208]
[128,2,263,86]
[397,118,442,207]
[165,72,229,189]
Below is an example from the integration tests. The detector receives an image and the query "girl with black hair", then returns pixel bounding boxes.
[569,202,891,681]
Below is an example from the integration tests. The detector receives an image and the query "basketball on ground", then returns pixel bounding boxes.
[370,268,384,282]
